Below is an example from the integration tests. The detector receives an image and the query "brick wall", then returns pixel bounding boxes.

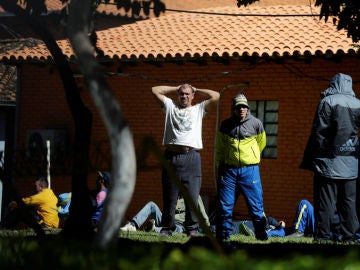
[15,56,360,225]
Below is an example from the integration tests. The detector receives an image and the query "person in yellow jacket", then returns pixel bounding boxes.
[215,94,268,243]
[1,177,59,229]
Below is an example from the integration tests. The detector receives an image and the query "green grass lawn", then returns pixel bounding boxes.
[1,229,360,270]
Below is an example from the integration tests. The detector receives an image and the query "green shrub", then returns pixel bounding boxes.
[0,230,359,270]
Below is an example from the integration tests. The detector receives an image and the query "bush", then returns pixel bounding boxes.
[0,230,359,270]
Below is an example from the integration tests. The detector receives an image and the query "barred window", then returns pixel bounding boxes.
[248,100,278,158]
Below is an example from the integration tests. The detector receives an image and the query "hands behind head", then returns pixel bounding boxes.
[178,84,196,93]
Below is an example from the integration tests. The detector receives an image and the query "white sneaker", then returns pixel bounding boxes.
[120,222,136,231]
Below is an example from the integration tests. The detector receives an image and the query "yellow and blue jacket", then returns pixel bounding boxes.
[215,113,266,167]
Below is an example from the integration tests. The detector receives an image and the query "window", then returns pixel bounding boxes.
[248,100,278,158]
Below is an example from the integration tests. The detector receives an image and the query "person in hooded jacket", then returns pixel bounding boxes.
[301,73,360,243]
[215,93,268,243]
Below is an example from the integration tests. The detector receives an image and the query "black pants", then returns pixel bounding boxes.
[313,174,358,241]
[161,150,202,232]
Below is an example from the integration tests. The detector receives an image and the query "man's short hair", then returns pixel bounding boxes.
[178,84,195,93]
[38,177,49,188]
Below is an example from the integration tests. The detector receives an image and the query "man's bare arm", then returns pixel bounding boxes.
[152,85,220,111]
[195,88,220,112]
[151,85,178,107]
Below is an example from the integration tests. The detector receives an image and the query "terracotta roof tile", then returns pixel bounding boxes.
[96,5,357,59]
[0,63,16,103]
[0,0,310,15]
[0,5,357,62]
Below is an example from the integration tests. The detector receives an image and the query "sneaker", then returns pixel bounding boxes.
[287,230,304,238]
[120,222,136,232]
[238,223,255,237]
[145,219,155,232]
[160,229,172,237]
[188,230,198,237]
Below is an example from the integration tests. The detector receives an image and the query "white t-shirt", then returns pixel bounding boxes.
[162,96,206,149]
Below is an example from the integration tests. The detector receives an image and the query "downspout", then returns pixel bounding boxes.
[1,65,21,221]
[213,82,249,191]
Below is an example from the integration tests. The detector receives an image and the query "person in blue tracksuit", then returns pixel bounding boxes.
[233,216,286,237]
[286,199,315,237]
[215,93,268,242]
[233,199,356,240]
[234,200,314,238]
[301,73,360,243]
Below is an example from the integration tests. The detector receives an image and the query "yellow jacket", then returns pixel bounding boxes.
[216,113,266,167]
[22,188,59,228]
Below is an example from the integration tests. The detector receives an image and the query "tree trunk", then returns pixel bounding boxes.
[27,18,95,240]
[0,1,94,239]
[67,0,136,247]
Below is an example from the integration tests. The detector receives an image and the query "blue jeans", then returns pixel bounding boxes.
[132,201,184,233]
[216,165,266,240]
[132,201,162,228]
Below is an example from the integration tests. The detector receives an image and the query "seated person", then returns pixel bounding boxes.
[1,177,59,229]
[90,171,111,228]
[120,196,210,233]
[58,192,72,216]
[57,192,71,226]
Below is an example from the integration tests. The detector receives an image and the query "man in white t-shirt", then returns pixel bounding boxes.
[152,84,219,237]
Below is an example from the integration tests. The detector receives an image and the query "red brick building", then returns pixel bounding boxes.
[1,2,359,224]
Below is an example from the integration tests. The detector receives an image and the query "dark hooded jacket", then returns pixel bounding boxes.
[301,73,360,179]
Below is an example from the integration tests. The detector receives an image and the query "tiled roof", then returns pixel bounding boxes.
[0,64,16,103]
[97,0,311,17]
[0,5,358,63]
[0,0,310,14]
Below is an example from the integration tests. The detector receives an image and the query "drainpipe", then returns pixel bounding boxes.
[213,82,249,191]
[46,140,51,188]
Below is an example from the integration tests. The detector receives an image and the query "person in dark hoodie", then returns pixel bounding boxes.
[301,73,360,243]
[215,93,268,243]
